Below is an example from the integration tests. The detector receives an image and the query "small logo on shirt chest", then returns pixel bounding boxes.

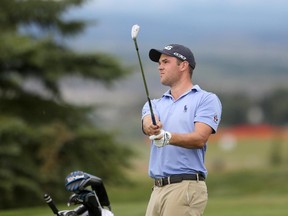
[184,105,188,112]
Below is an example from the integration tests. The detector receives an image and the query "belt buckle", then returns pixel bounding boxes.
[155,178,163,187]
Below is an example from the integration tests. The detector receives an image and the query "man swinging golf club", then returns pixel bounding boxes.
[132,25,222,216]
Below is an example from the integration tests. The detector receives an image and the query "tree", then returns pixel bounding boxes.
[0,0,133,208]
[260,88,288,125]
[218,93,253,126]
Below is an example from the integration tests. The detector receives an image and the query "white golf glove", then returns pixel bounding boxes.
[149,129,172,147]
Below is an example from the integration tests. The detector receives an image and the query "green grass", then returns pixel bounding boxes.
[207,195,288,216]
[1,195,288,216]
[205,137,288,171]
[1,138,288,216]
[1,169,288,216]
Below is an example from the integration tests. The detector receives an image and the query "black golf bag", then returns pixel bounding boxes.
[44,171,114,216]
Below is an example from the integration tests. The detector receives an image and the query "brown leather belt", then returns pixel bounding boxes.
[154,174,205,187]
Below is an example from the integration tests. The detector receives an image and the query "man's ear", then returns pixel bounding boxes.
[180,61,190,72]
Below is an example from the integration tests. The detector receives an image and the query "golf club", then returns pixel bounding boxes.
[131,24,157,125]
[44,194,60,215]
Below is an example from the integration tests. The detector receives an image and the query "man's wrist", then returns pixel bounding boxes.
[163,131,172,145]
[149,130,172,147]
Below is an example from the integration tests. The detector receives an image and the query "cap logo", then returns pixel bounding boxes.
[164,45,173,50]
[173,52,186,61]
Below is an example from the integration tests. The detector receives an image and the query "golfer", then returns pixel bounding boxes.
[142,44,222,216]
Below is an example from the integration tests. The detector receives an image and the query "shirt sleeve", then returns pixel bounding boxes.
[194,93,222,133]
[141,101,150,119]
[141,99,159,120]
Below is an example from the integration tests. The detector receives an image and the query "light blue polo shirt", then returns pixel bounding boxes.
[142,85,222,178]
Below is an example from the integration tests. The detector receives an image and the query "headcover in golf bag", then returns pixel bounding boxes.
[65,171,111,211]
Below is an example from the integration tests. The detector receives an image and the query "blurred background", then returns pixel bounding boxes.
[0,0,287,215]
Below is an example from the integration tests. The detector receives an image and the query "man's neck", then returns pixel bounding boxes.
[170,82,193,100]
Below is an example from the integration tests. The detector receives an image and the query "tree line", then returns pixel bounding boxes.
[219,88,288,126]
[0,0,133,209]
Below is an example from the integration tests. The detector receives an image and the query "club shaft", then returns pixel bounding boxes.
[44,194,60,216]
[133,39,157,125]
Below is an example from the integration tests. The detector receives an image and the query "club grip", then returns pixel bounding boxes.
[151,113,157,126]
[147,98,157,125]
[44,194,59,215]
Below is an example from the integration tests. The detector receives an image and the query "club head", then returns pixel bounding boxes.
[131,24,140,40]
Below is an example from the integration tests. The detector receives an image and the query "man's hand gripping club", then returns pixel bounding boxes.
[149,129,172,147]
[143,115,172,148]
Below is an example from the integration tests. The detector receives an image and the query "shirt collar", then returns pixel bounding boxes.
[192,84,201,92]
[163,84,201,97]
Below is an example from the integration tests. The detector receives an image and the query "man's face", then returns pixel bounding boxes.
[158,54,181,87]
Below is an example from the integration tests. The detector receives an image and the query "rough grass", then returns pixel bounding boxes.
[1,195,288,216]
[1,137,288,216]
[1,169,288,216]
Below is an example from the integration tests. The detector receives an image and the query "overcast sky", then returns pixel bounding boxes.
[68,0,288,55]
[62,0,288,104]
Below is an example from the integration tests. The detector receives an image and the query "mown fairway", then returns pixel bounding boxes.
[1,193,288,216]
[1,137,288,216]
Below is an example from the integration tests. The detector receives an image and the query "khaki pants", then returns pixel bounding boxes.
[145,180,208,216]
